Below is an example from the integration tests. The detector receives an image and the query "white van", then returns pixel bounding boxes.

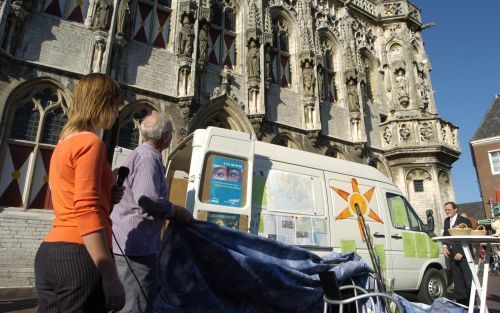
[163,127,446,304]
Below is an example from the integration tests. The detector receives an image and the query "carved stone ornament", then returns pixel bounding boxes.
[248,2,262,30]
[178,97,196,121]
[415,62,430,110]
[211,66,232,98]
[91,31,108,73]
[383,2,403,16]
[248,114,264,138]
[383,126,392,144]
[399,123,411,141]
[116,0,131,38]
[407,169,431,182]
[304,100,315,129]
[317,65,325,100]
[198,21,209,64]
[92,0,112,30]
[178,13,195,57]
[394,68,409,108]
[345,74,360,113]
[419,122,434,142]
[438,171,450,184]
[264,44,272,84]
[307,130,320,147]
[351,19,375,52]
[1,1,29,54]
[383,23,401,39]
[302,59,315,98]
[440,122,447,143]
[247,38,261,79]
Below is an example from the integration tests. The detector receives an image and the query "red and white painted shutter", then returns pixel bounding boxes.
[0,144,33,207]
[281,55,290,88]
[66,0,89,23]
[28,149,53,209]
[133,2,153,44]
[152,9,170,48]
[208,28,221,66]
[223,34,236,69]
[271,51,279,84]
[45,0,66,17]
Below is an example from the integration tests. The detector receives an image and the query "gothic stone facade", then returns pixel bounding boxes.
[0,0,460,286]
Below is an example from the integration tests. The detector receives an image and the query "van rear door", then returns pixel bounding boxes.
[189,127,255,230]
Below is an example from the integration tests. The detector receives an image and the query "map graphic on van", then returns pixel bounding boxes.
[331,178,383,223]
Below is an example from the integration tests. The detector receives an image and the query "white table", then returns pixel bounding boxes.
[433,236,500,313]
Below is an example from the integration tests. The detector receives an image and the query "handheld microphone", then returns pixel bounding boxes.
[116,166,130,187]
[110,166,130,214]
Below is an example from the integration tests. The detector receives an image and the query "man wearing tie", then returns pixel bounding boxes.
[442,201,472,305]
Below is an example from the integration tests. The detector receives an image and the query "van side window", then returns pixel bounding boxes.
[386,193,422,231]
[199,154,248,208]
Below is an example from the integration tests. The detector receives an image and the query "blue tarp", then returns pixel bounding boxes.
[152,220,467,313]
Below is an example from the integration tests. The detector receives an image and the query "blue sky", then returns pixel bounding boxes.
[412,1,500,203]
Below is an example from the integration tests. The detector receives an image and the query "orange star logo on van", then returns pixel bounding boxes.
[331,178,383,223]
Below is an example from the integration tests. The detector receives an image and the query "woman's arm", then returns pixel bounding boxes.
[82,230,125,311]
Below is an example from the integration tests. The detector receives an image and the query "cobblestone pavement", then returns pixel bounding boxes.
[1,274,500,313]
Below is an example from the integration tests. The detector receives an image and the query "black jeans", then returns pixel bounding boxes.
[35,242,106,313]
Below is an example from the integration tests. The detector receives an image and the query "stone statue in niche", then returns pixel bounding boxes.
[395,68,409,107]
[416,64,430,110]
[198,22,208,62]
[317,66,324,100]
[264,44,272,82]
[247,39,260,79]
[116,0,131,37]
[1,3,26,54]
[346,77,360,112]
[179,14,194,57]
[93,0,111,29]
[304,102,315,129]
[302,60,315,97]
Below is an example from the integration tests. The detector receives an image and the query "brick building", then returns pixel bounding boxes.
[0,0,460,286]
[470,95,500,217]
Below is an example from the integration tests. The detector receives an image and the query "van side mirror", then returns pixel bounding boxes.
[425,209,435,233]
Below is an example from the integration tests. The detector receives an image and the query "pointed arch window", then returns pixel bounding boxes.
[133,0,172,48]
[271,17,291,88]
[0,84,69,209]
[44,0,90,23]
[207,0,237,68]
[116,106,154,150]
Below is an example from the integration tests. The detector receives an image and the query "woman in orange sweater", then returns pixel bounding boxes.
[35,73,126,313]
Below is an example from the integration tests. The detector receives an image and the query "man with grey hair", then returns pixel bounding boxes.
[111,111,192,313]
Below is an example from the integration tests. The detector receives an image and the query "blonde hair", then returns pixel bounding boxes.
[60,73,123,140]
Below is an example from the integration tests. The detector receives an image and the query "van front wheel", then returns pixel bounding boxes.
[417,268,447,304]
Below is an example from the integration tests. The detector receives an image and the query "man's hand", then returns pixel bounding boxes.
[173,205,193,223]
[443,246,450,257]
[454,252,463,261]
[111,185,125,205]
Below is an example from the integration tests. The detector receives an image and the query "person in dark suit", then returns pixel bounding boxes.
[442,201,472,305]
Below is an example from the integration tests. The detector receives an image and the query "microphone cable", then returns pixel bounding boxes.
[111,166,155,310]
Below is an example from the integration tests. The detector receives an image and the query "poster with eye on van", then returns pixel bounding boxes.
[209,156,244,207]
